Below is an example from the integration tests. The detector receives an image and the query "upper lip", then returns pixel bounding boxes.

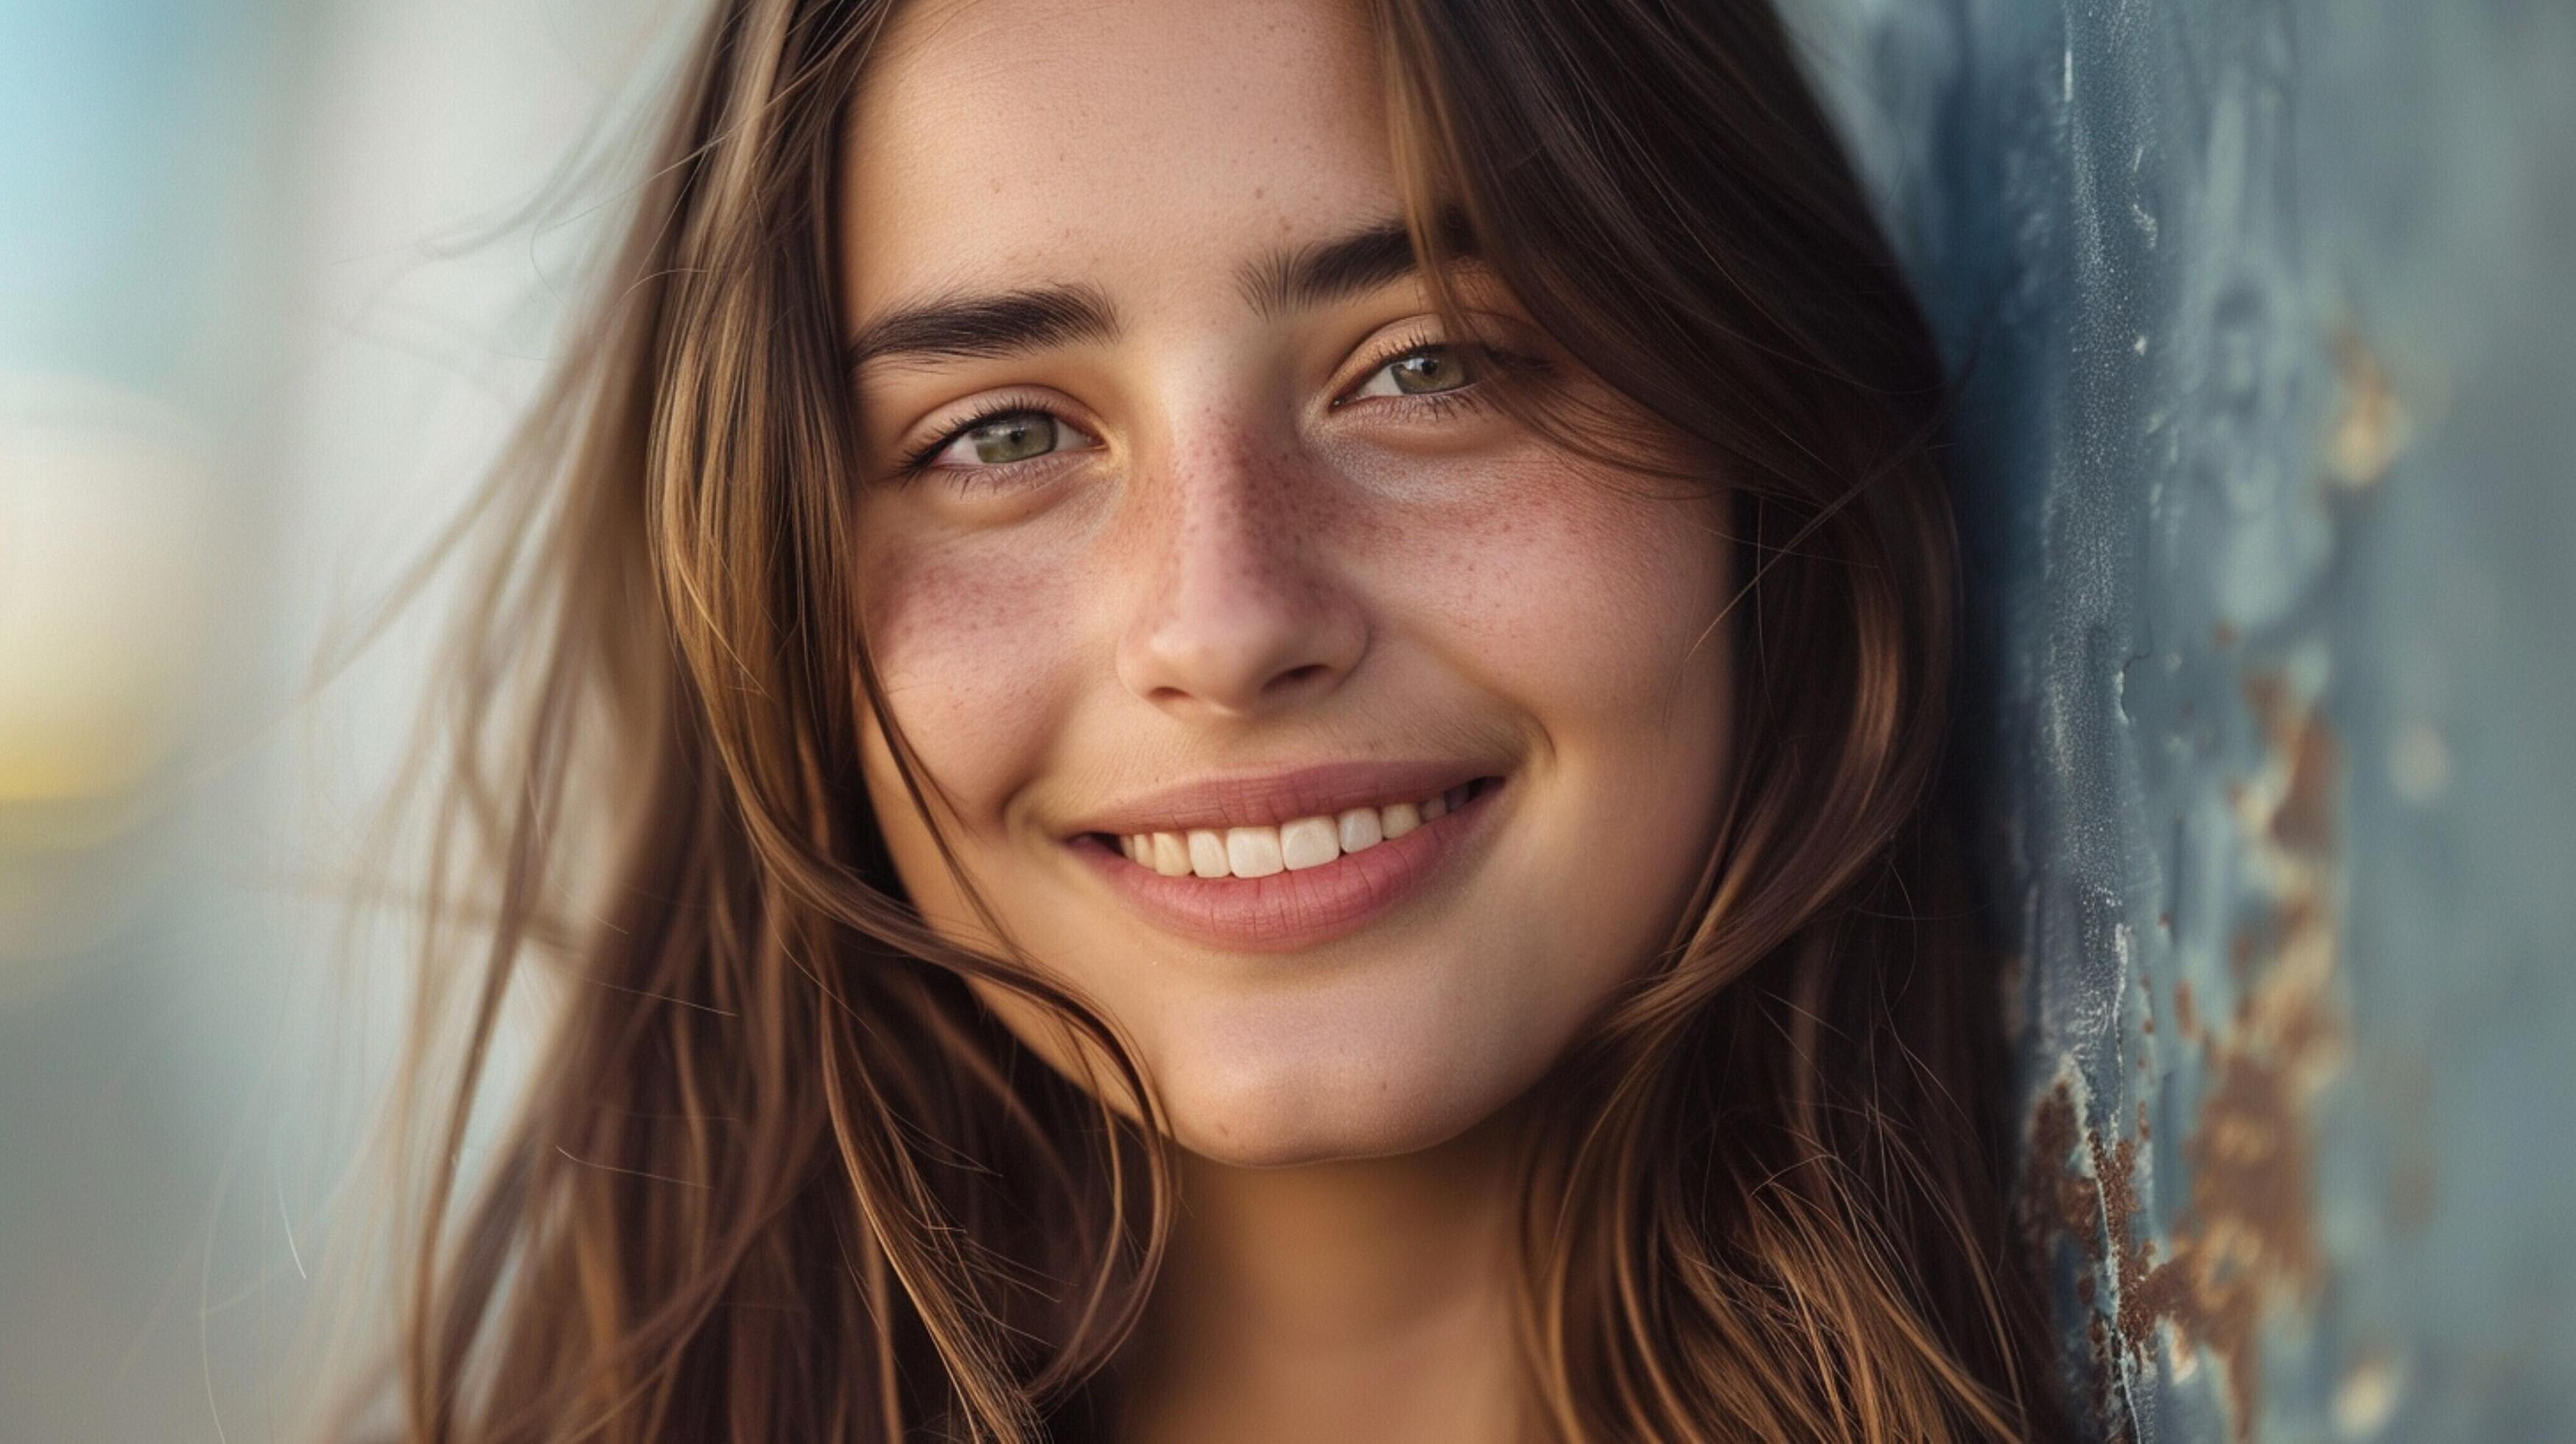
[1061,760,1499,838]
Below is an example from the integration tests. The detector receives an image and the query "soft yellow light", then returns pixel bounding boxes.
[0,376,213,828]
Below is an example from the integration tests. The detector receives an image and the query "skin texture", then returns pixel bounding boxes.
[838,0,1731,1434]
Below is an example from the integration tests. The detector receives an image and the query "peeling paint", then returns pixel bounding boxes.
[2022,676,2349,1439]
[1802,0,2576,1435]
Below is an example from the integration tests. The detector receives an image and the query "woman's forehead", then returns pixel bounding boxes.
[840,0,1398,320]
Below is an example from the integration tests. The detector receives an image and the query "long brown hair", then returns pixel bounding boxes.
[352,0,2057,1437]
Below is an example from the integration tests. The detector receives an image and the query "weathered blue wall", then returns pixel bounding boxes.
[1803,1,2576,1438]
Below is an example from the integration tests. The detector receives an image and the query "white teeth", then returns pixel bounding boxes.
[1120,785,1480,878]
[1280,816,1338,870]
[1380,801,1421,839]
[1225,826,1285,878]
[1336,807,1383,854]
[1187,830,1229,878]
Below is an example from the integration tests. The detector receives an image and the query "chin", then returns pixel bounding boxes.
[1151,1021,1530,1168]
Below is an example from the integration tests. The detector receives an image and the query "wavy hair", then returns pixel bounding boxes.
[351,0,2057,1437]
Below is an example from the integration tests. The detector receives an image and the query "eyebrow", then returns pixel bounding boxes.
[1239,210,1478,318]
[841,211,1478,373]
[843,284,1121,371]
[1239,217,1414,318]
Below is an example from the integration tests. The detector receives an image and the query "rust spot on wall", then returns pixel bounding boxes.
[2249,675,2342,854]
[2023,674,2348,1440]
[2326,326,2404,488]
[2025,1083,2104,1266]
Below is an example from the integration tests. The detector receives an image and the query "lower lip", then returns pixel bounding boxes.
[1074,783,1503,953]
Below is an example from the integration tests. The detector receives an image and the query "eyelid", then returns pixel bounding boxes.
[894,392,1098,477]
[1331,326,1524,410]
[885,318,1534,477]
[1330,328,1441,404]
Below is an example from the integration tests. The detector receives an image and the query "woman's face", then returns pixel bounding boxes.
[840,0,1730,1166]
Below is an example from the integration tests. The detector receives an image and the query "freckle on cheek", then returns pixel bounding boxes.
[860,542,1070,793]
[1367,455,1718,665]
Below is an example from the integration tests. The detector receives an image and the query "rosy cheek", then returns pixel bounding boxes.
[1355,450,1727,712]
[857,523,1087,828]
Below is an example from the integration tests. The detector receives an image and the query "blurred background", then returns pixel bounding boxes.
[0,0,683,1436]
[1,0,2570,1440]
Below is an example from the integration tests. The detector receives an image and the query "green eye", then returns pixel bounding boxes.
[912,407,1092,473]
[965,413,1058,463]
[1350,345,1475,402]
[1388,349,1468,393]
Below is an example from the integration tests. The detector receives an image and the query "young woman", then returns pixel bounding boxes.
[367,0,2057,1437]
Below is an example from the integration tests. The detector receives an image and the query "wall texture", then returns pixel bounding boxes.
[1803,1,2576,1438]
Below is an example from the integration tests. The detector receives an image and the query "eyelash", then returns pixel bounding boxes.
[895,396,1063,477]
[891,336,1527,482]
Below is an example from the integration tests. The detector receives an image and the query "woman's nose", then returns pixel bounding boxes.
[1114,429,1369,721]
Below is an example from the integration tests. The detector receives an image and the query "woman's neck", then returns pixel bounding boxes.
[1117,1110,1539,1443]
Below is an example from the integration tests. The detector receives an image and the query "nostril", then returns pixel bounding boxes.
[1266,662,1335,695]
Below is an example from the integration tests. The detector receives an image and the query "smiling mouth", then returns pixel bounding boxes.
[1087,777,1501,880]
